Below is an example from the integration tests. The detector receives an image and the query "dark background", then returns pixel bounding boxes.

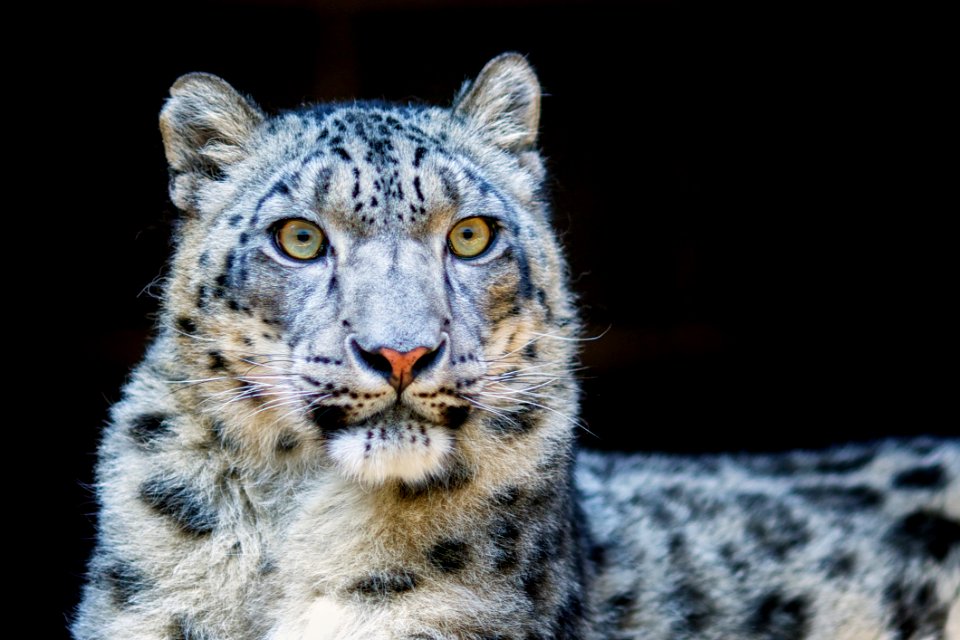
[44,0,950,636]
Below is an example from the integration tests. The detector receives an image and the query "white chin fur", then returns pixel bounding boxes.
[327,423,453,485]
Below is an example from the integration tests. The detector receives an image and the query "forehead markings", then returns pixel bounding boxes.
[314,167,334,206]
[334,113,408,225]
[244,108,527,255]
[413,146,428,167]
[244,153,337,235]
[251,178,292,226]
[461,166,494,197]
[438,167,460,205]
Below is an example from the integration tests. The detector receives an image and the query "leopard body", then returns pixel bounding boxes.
[73,54,959,640]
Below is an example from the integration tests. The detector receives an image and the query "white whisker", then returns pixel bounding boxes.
[461,396,521,426]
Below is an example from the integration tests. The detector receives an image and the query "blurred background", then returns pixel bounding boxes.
[46,0,950,635]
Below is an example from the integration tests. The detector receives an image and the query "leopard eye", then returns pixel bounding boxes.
[275,219,327,261]
[448,217,494,259]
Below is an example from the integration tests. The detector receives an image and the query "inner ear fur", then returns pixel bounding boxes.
[454,53,542,152]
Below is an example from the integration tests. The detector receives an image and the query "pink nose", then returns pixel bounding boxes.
[379,347,431,393]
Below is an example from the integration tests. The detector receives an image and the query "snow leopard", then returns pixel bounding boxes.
[73,53,959,640]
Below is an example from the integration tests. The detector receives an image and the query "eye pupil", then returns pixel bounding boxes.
[462,229,474,240]
[296,230,311,243]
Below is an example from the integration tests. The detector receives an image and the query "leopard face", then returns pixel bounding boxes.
[159,57,577,486]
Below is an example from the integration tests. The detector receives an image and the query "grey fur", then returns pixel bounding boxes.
[74,53,959,640]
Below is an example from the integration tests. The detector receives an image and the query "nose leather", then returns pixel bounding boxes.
[380,347,431,393]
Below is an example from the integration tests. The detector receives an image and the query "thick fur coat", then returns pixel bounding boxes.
[73,54,959,640]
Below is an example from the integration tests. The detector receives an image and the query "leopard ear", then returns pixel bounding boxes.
[159,73,264,212]
[454,53,541,152]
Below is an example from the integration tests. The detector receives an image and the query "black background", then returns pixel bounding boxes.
[42,1,950,635]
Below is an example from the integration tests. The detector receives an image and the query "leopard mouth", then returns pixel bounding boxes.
[309,397,471,433]
[316,405,459,485]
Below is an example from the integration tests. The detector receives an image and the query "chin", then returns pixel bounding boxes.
[326,420,455,485]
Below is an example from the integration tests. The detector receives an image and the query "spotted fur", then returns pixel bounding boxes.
[73,54,959,639]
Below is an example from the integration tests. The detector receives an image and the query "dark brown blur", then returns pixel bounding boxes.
[47,1,950,635]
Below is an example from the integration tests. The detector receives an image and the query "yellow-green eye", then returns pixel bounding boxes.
[448,217,494,259]
[275,219,327,260]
